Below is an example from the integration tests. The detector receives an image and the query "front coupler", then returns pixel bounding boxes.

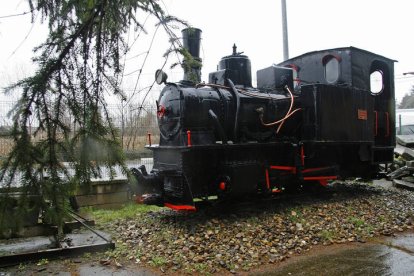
[130,165,163,206]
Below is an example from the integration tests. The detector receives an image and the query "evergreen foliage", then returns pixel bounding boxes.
[0,0,186,233]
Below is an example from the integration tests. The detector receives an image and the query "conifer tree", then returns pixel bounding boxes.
[0,0,185,233]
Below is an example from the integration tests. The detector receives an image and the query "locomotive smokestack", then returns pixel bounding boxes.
[181,28,202,84]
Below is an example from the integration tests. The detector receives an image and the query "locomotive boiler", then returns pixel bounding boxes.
[131,28,396,211]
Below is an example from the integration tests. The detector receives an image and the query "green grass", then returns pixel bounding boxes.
[347,216,377,236]
[18,263,27,271]
[348,216,365,228]
[319,230,335,241]
[288,208,303,223]
[85,203,163,224]
[105,242,128,259]
[193,263,210,275]
[364,224,375,235]
[37,258,49,266]
[150,256,167,267]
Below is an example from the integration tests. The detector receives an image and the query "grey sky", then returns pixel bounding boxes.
[0,0,413,103]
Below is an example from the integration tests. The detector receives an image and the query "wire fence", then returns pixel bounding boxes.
[0,101,159,157]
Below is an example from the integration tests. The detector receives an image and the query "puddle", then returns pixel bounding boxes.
[76,264,155,276]
[254,232,414,276]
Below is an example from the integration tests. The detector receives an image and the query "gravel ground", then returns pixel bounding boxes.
[100,181,414,275]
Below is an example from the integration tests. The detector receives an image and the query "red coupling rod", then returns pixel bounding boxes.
[187,130,192,147]
[147,132,152,146]
[265,169,270,189]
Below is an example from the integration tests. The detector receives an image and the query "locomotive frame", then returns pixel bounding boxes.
[131,28,396,211]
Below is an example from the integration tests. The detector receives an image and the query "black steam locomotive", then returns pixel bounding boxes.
[131,28,395,211]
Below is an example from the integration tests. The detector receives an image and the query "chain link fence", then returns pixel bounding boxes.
[0,101,159,158]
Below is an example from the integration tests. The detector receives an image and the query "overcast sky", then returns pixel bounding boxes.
[1,0,413,103]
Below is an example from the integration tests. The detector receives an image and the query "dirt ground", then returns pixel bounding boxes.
[1,180,414,275]
[2,230,414,276]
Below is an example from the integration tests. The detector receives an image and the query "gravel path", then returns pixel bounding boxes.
[104,181,414,275]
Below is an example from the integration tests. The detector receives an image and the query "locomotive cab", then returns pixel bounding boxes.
[278,47,396,164]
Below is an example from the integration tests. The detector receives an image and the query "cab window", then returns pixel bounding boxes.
[370,70,383,94]
[324,56,340,84]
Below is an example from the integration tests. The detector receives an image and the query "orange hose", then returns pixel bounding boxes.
[260,107,302,127]
[276,108,302,133]
[197,83,301,132]
[260,85,295,127]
